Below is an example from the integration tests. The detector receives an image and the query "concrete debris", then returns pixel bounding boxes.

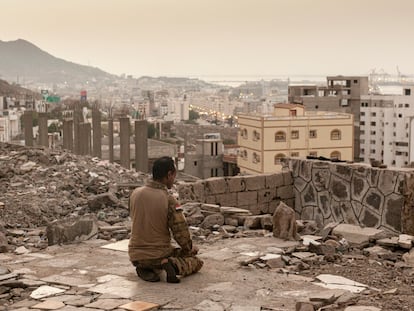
[272,201,300,241]
[46,215,98,245]
[398,234,413,249]
[30,285,66,299]
[313,274,368,293]
[332,224,386,248]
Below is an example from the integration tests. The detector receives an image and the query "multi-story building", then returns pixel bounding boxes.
[359,86,414,167]
[184,133,224,178]
[237,104,354,174]
[289,76,369,161]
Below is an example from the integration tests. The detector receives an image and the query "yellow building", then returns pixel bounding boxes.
[237,103,354,174]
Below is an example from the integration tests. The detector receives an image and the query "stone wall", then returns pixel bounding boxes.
[286,158,414,234]
[177,172,294,215]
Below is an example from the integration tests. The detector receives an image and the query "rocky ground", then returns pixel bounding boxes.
[1,142,414,310]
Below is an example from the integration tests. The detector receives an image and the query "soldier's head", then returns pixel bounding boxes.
[152,156,176,188]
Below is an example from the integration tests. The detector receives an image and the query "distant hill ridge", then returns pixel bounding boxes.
[0,39,115,84]
[0,78,40,99]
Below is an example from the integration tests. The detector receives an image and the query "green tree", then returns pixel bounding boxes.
[147,123,158,138]
[189,109,200,121]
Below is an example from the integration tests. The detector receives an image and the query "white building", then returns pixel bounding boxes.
[0,110,21,142]
[359,86,414,167]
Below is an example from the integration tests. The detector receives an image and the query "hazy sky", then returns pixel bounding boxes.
[1,0,414,78]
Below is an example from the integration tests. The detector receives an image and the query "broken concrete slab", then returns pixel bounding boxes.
[402,248,414,267]
[85,298,131,310]
[119,300,159,311]
[46,215,98,246]
[193,299,225,311]
[199,248,237,261]
[30,285,66,299]
[100,239,129,252]
[344,307,381,311]
[398,234,413,249]
[31,300,66,310]
[332,224,385,248]
[15,246,30,255]
[313,274,368,293]
[40,274,91,287]
[376,236,399,248]
[88,277,140,298]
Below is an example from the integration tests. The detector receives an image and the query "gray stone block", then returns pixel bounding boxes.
[317,191,331,219]
[46,215,98,246]
[283,171,293,185]
[265,173,284,189]
[301,183,317,206]
[330,175,350,201]
[205,195,217,204]
[311,168,330,191]
[277,185,294,199]
[359,208,380,228]
[244,175,266,191]
[258,189,276,204]
[383,193,403,232]
[216,193,237,207]
[330,163,353,182]
[351,175,369,202]
[237,191,258,206]
[367,168,380,187]
[363,188,384,213]
[205,177,228,195]
[226,176,246,192]
[378,170,398,196]
[193,181,206,202]
[299,160,312,182]
[294,176,308,192]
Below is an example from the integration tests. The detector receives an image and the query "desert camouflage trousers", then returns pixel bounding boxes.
[132,248,203,277]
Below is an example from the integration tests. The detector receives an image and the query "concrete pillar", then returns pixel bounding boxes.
[38,112,49,147]
[79,123,91,155]
[23,110,34,147]
[135,120,148,173]
[92,105,102,158]
[108,118,114,163]
[119,117,130,169]
[73,103,82,154]
[62,119,74,151]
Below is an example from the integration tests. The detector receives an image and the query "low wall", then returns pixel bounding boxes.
[177,172,294,215]
[285,158,414,234]
[177,159,414,234]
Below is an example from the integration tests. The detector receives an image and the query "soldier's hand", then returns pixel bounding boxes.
[191,245,199,255]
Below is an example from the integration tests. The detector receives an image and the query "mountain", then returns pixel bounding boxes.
[0,78,41,99]
[0,39,116,84]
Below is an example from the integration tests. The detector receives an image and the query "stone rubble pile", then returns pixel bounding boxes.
[0,142,147,252]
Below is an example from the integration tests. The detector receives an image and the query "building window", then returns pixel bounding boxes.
[240,150,248,160]
[370,131,376,135]
[194,161,197,166]
[360,130,365,135]
[330,151,341,160]
[371,112,376,117]
[360,139,365,144]
[371,149,376,154]
[275,131,286,142]
[309,151,317,157]
[354,80,358,84]
[360,121,365,126]
[291,152,299,157]
[291,130,299,139]
[309,130,317,138]
[370,121,376,126]
[405,89,411,96]
[290,110,297,117]
[241,128,248,139]
[274,153,285,164]
[252,152,260,164]
[253,130,260,141]
[330,129,341,140]
[370,140,376,144]
[360,112,365,116]
[361,148,365,154]
[405,104,410,108]
[398,114,402,118]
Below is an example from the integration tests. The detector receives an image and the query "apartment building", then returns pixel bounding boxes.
[289,76,369,161]
[237,104,354,174]
[359,86,414,167]
[184,133,224,178]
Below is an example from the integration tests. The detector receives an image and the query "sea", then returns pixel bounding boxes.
[186,74,327,87]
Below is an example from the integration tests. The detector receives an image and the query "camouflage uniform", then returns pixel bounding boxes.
[131,181,203,277]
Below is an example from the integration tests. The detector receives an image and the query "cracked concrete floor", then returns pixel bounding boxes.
[1,236,335,310]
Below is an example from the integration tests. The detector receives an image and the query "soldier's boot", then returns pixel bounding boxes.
[162,259,180,283]
[136,267,160,282]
